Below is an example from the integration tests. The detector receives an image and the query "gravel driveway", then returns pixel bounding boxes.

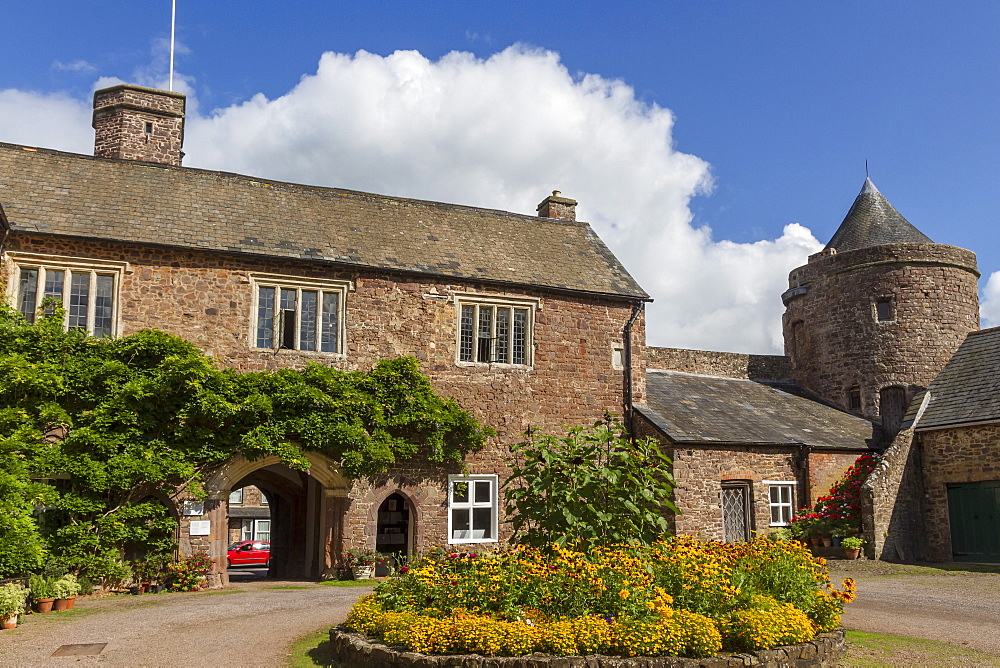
[0,579,371,667]
[831,564,1000,656]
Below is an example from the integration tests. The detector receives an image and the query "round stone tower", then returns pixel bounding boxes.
[781,178,980,431]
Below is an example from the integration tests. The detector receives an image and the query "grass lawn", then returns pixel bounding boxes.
[841,630,1000,667]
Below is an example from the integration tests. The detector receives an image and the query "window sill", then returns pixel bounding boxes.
[249,347,347,359]
[455,360,532,370]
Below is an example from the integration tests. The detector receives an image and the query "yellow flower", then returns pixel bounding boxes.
[618,589,630,599]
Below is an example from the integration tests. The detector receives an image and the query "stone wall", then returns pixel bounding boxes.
[646,346,791,380]
[917,423,1000,561]
[2,234,641,566]
[808,450,867,507]
[861,426,923,561]
[92,85,185,165]
[782,243,979,421]
[660,440,799,540]
[329,626,847,667]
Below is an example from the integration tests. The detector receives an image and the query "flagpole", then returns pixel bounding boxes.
[169,0,176,91]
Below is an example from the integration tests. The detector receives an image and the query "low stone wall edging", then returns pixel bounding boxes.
[329,626,846,667]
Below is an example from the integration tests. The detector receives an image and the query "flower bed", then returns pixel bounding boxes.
[344,537,855,659]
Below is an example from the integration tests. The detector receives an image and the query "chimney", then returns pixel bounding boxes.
[536,190,577,222]
[92,84,186,166]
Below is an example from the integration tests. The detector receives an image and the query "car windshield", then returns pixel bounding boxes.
[227,542,244,551]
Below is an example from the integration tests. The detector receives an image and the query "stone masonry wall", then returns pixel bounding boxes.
[862,426,923,561]
[646,346,792,380]
[668,444,799,540]
[808,450,867,507]
[93,85,185,165]
[782,243,979,422]
[917,423,1000,561]
[2,234,642,557]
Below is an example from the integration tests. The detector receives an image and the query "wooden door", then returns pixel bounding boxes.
[947,481,1000,563]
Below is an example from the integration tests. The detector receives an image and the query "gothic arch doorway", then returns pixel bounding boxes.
[202,454,350,584]
[374,493,412,576]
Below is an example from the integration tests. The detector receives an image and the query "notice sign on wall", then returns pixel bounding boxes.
[189,520,210,536]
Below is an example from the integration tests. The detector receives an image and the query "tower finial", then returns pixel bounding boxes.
[865,159,869,179]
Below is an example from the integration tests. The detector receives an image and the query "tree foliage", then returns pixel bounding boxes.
[502,417,677,549]
[0,306,492,578]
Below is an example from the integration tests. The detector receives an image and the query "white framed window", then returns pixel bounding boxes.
[229,488,244,505]
[241,519,271,542]
[765,481,796,526]
[455,295,536,366]
[249,273,349,353]
[447,474,498,544]
[7,253,127,338]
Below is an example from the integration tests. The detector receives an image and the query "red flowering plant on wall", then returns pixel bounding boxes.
[789,453,880,539]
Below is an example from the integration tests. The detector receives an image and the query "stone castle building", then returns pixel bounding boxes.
[2,83,996,571]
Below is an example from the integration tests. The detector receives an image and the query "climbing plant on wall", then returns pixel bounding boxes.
[0,305,492,579]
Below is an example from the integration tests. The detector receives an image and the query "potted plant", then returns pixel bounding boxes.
[0,583,29,629]
[842,536,864,559]
[341,547,386,580]
[52,574,81,611]
[29,575,56,613]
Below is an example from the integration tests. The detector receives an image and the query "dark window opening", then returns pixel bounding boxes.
[848,387,861,412]
[875,297,895,322]
[144,122,153,134]
[280,309,296,349]
[880,385,907,434]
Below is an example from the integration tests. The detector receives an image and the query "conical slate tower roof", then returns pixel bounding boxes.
[824,178,932,252]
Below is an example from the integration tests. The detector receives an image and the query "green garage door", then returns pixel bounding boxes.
[947,481,1000,563]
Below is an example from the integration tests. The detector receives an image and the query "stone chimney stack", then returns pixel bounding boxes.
[92,84,186,166]
[536,190,577,222]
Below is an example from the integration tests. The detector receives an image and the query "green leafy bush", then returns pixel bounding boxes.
[503,417,676,548]
[0,582,29,618]
[0,306,491,578]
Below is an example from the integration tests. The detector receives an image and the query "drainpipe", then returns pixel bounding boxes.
[798,444,813,509]
[623,301,645,437]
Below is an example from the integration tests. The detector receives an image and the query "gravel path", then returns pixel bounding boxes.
[0,578,371,667]
[831,566,1000,656]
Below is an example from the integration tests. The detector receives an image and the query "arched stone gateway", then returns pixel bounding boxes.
[185,453,352,586]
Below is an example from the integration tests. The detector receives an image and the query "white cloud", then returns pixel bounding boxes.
[980,272,1000,328]
[1,45,823,354]
[52,59,97,73]
[0,88,92,153]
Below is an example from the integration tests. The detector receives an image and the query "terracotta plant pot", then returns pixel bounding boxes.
[34,598,55,613]
[809,537,822,547]
[821,537,833,547]
[53,598,70,611]
[1,614,17,630]
[65,596,76,610]
[844,547,861,560]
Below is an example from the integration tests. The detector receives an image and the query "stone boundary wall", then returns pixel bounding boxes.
[328,626,846,667]
[861,425,923,561]
[646,347,792,380]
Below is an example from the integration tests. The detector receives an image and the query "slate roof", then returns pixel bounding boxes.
[825,178,932,252]
[916,327,1000,430]
[636,370,882,449]
[0,143,648,300]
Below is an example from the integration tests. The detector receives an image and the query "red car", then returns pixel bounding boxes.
[227,540,270,567]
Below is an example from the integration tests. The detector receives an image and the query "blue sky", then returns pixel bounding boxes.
[2,1,999,353]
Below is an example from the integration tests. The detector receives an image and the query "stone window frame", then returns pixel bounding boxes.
[5,252,129,338]
[447,474,499,544]
[847,386,862,412]
[763,480,796,526]
[248,272,351,355]
[874,296,896,322]
[453,293,538,368]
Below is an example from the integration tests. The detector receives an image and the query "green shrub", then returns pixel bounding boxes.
[28,575,55,601]
[0,582,29,618]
